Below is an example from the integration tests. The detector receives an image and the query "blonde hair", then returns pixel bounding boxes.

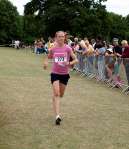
[121,40,128,45]
[80,40,86,49]
[55,31,65,37]
[84,39,89,46]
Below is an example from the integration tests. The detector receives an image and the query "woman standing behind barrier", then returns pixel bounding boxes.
[43,31,78,125]
[105,47,115,80]
[95,37,106,81]
[75,40,87,72]
[83,39,94,75]
[121,40,129,87]
[113,38,122,58]
[113,38,123,84]
[36,40,43,54]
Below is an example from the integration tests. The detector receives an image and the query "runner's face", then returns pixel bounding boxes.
[56,32,65,44]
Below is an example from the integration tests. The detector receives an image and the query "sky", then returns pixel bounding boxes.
[104,0,129,16]
[10,0,129,16]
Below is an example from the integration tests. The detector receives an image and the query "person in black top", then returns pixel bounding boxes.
[113,38,122,57]
[112,38,123,87]
[121,40,129,87]
[94,36,103,50]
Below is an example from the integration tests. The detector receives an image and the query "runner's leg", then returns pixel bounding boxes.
[52,80,60,116]
[59,83,66,98]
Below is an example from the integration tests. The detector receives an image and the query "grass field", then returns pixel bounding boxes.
[0,47,129,149]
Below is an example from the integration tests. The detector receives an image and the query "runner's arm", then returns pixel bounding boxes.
[43,49,52,70]
[69,50,78,66]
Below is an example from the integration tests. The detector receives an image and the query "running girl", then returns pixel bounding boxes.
[43,31,78,125]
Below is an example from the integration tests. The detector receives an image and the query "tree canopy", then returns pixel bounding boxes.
[23,0,129,41]
[24,0,108,38]
[0,0,22,44]
[0,0,129,44]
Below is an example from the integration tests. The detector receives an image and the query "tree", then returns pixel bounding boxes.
[24,0,129,41]
[124,15,129,40]
[24,0,107,38]
[107,13,129,41]
[23,14,46,44]
[0,0,22,44]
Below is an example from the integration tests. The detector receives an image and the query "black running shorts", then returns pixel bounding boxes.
[51,73,70,85]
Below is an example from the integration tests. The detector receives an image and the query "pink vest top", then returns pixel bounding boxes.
[50,45,72,74]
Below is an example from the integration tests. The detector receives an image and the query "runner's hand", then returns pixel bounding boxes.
[62,61,70,66]
[43,62,48,70]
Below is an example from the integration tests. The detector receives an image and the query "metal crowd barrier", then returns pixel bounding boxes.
[74,51,129,95]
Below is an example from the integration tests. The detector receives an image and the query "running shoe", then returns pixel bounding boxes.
[55,117,62,125]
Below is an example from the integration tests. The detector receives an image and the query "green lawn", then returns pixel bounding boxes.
[0,47,129,149]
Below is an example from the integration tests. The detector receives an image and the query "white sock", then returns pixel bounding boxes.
[56,115,60,119]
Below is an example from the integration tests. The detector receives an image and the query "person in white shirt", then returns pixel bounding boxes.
[15,40,20,49]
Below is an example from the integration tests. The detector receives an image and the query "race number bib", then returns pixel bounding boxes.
[54,53,67,66]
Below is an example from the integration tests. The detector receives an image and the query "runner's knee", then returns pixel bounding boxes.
[54,92,60,97]
[60,93,64,98]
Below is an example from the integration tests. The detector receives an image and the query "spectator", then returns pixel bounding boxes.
[36,40,43,54]
[121,40,129,86]
[47,37,54,49]
[113,38,122,57]
[15,40,20,49]
[95,40,106,81]
[83,39,94,75]
[75,40,86,72]
[112,38,123,86]
[105,46,115,80]
[34,40,38,53]
[91,39,96,49]
[74,37,79,45]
